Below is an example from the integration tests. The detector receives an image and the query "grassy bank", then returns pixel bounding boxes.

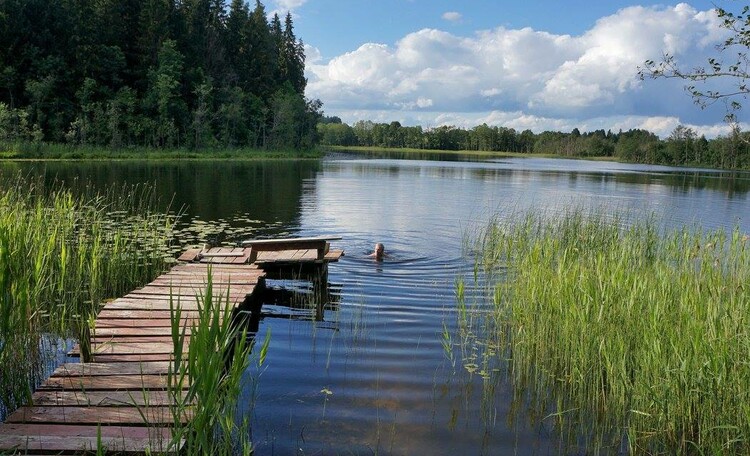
[0,141,323,160]
[0,176,173,417]
[328,145,618,162]
[461,211,750,454]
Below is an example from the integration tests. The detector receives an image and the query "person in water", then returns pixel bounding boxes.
[369,243,385,260]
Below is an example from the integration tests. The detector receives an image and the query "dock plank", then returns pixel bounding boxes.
[32,390,186,407]
[51,362,172,377]
[94,327,190,337]
[91,336,186,345]
[0,430,177,454]
[92,354,182,363]
[7,406,190,425]
[40,375,182,391]
[95,318,195,328]
[90,342,178,356]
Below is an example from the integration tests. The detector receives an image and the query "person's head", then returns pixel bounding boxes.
[374,243,384,258]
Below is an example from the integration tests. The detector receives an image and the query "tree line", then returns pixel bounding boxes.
[0,0,321,150]
[318,119,750,169]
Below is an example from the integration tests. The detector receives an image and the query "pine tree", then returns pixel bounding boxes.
[246,1,277,100]
[282,12,306,94]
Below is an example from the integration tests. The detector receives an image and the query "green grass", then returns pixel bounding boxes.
[167,269,270,454]
[461,210,750,454]
[0,141,323,161]
[0,175,173,416]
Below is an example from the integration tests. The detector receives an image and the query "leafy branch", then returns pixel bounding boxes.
[638,5,750,125]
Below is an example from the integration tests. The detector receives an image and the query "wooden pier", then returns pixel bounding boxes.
[0,238,343,454]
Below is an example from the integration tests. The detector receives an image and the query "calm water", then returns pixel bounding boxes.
[4,155,750,455]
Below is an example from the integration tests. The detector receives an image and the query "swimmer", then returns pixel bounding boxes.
[369,243,385,261]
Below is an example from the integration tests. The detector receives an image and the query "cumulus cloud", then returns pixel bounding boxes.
[442,11,462,22]
[307,4,738,137]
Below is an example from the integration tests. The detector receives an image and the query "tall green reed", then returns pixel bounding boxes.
[463,210,750,454]
[0,175,172,416]
[168,269,270,454]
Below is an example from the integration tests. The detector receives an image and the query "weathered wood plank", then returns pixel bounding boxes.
[154,273,262,281]
[110,295,203,304]
[95,318,179,328]
[232,248,254,264]
[89,342,178,356]
[40,375,183,391]
[0,435,167,454]
[177,248,202,262]
[91,336,186,345]
[102,300,235,311]
[92,353,182,363]
[170,263,257,271]
[51,362,172,377]
[97,309,202,319]
[0,423,180,454]
[129,286,253,297]
[93,327,190,337]
[32,390,186,407]
[125,290,252,300]
[148,277,258,287]
[324,249,344,261]
[0,423,173,439]
[135,286,256,297]
[243,236,340,246]
[199,251,245,258]
[7,406,190,425]
[254,250,279,262]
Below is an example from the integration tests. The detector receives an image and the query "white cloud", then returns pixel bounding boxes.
[304,44,322,64]
[273,0,306,12]
[442,11,462,22]
[307,4,741,137]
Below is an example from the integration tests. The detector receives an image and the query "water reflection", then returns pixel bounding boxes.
[0,160,322,243]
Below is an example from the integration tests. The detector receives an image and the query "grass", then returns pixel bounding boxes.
[167,269,270,454]
[0,140,323,161]
[460,210,750,454]
[0,175,173,418]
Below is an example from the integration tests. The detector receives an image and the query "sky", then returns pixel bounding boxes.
[269,0,745,137]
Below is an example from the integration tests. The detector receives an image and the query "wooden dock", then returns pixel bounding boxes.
[0,238,343,454]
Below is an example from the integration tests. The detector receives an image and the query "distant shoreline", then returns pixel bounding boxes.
[327,145,624,163]
[0,142,323,161]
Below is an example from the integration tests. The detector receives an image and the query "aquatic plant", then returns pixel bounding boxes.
[0,175,172,418]
[168,270,270,454]
[463,210,750,454]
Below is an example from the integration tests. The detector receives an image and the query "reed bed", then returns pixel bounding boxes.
[463,210,750,454]
[0,175,173,417]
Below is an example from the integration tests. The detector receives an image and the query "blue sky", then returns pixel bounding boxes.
[292,0,717,59]
[270,0,742,137]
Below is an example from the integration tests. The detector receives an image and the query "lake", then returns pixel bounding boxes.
[4,154,750,455]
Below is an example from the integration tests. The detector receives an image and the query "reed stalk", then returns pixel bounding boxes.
[168,268,269,454]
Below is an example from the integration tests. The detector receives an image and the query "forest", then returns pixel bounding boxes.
[318,119,750,169]
[0,0,321,150]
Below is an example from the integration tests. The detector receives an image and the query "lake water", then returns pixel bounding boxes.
[5,154,750,455]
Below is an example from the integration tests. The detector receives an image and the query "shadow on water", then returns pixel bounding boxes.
[257,281,341,325]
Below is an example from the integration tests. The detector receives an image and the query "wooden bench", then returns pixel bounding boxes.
[242,236,343,264]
